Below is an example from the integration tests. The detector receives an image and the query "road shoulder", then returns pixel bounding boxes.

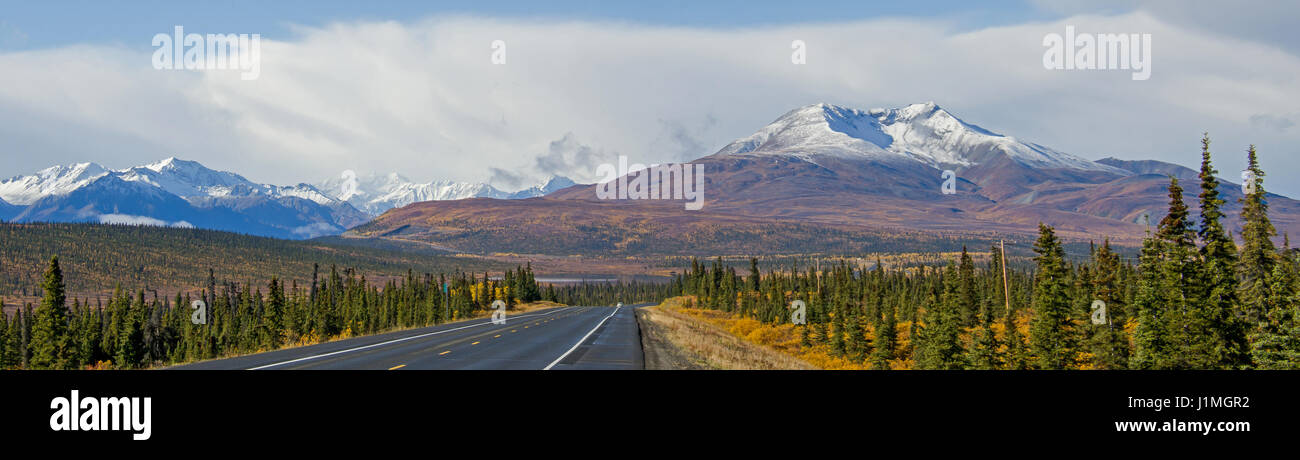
[636,298,815,370]
[636,306,710,370]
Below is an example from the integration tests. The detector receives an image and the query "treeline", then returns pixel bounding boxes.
[0,261,663,369]
[678,135,1300,369]
[548,280,675,307]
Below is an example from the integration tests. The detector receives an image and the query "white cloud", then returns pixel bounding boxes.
[291,222,342,238]
[0,11,1298,196]
[97,213,172,227]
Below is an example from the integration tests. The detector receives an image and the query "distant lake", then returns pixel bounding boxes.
[531,274,671,284]
[535,278,616,283]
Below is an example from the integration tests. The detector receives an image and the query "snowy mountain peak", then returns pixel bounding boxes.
[544,175,575,190]
[115,157,268,202]
[0,161,110,205]
[318,172,582,216]
[3,157,354,208]
[145,156,181,171]
[714,103,893,160]
[506,175,578,199]
[1,157,369,239]
[715,102,1126,174]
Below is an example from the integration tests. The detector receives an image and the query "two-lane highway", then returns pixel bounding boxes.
[172,305,644,370]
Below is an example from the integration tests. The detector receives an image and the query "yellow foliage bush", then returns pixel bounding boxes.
[728,318,762,338]
[744,326,784,347]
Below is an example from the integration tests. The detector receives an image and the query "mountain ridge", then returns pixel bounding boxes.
[355,102,1300,256]
[316,171,578,216]
[0,157,583,239]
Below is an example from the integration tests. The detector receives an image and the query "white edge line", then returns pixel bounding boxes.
[247,306,574,370]
[543,306,621,370]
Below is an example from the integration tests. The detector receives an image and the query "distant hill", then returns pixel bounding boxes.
[0,222,504,303]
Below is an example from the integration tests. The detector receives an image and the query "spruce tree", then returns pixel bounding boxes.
[1132,230,1168,369]
[1155,177,1199,369]
[262,277,285,350]
[1249,263,1300,368]
[965,298,999,370]
[1088,240,1129,369]
[0,301,11,368]
[1193,134,1250,368]
[830,304,846,356]
[1029,223,1077,369]
[1239,145,1277,326]
[19,305,32,368]
[871,302,897,370]
[30,256,72,369]
[843,303,867,362]
[957,246,977,326]
[114,292,144,368]
[1002,309,1029,370]
[917,262,963,369]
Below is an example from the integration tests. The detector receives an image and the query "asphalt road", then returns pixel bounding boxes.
[171,305,644,370]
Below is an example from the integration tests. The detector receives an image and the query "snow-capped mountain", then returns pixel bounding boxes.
[0,155,583,236]
[716,102,1128,174]
[0,162,110,206]
[457,100,1300,255]
[117,157,346,206]
[0,158,369,239]
[507,176,578,199]
[318,172,577,216]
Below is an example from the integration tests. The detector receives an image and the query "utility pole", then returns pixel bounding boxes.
[1001,240,1012,317]
[815,258,821,292]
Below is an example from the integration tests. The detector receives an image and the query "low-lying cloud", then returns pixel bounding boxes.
[98,213,193,228]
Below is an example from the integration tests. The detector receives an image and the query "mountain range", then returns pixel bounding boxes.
[0,158,575,239]
[351,102,1300,256]
[316,172,576,216]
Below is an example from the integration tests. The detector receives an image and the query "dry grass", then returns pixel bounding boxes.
[641,297,816,370]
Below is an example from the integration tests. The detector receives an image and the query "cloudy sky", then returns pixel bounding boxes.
[1,0,1298,195]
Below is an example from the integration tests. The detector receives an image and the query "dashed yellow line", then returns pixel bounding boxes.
[439,350,451,356]
[471,341,480,345]
[388,364,406,370]
[511,329,517,333]
[494,334,501,338]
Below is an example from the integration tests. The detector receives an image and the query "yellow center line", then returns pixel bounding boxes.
[471,341,480,345]
[494,334,501,338]
[388,364,406,370]
[439,350,451,356]
[511,329,517,333]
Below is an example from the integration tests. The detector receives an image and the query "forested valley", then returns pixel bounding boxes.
[0,261,671,369]
[676,139,1300,369]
